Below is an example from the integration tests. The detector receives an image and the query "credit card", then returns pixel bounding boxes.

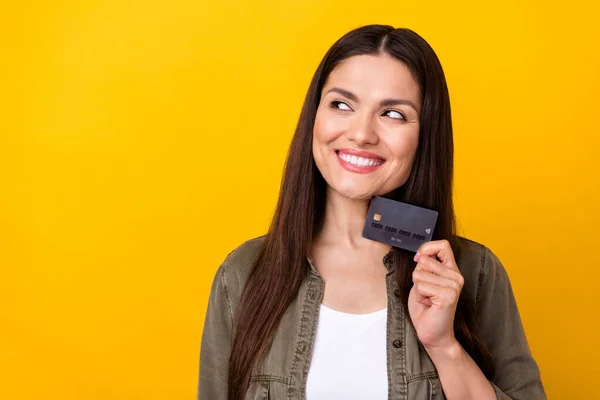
[362,196,438,252]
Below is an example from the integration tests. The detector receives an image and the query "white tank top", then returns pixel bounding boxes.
[305,304,388,399]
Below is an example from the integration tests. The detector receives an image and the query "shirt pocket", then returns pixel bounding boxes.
[246,375,288,400]
[427,376,447,400]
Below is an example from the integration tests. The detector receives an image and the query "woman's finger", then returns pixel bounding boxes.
[413,284,432,306]
[412,268,462,293]
[413,281,459,305]
[415,239,459,272]
[415,255,464,287]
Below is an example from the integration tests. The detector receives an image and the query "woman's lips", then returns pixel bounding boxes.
[336,150,385,174]
[336,148,384,160]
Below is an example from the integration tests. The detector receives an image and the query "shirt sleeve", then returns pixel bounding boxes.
[477,246,547,400]
[197,262,233,400]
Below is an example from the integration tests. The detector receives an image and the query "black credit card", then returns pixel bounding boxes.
[362,196,438,252]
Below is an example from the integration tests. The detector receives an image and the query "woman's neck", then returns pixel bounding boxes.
[314,187,391,256]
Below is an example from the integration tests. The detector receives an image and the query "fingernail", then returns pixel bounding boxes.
[413,251,420,262]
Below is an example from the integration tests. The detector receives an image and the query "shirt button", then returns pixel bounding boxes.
[393,289,401,298]
[393,339,402,348]
[298,341,307,354]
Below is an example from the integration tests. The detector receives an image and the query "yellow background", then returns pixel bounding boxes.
[1,1,598,399]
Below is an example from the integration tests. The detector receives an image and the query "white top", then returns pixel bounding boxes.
[305,304,388,400]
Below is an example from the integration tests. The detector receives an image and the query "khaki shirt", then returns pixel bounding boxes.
[198,235,546,399]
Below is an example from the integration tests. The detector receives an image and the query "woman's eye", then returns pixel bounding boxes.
[383,110,405,120]
[330,101,352,111]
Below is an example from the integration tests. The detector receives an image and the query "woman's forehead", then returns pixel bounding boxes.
[323,54,421,103]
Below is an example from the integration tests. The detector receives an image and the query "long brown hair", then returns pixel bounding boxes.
[227,24,495,399]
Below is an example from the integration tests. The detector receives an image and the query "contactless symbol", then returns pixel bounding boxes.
[425,228,431,234]
[373,214,382,221]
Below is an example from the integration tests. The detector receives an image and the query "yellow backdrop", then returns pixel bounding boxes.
[1,1,598,399]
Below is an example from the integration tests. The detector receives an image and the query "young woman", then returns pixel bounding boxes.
[198,24,546,400]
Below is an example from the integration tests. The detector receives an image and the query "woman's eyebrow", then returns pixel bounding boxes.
[379,98,418,112]
[326,87,359,102]
[325,87,418,112]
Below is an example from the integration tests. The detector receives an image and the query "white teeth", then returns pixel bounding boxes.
[337,152,383,167]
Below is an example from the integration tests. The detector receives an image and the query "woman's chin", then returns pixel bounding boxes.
[328,184,378,201]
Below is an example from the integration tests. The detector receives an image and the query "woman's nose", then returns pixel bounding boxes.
[345,112,378,146]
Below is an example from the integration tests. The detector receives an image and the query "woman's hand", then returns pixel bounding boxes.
[408,239,464,351]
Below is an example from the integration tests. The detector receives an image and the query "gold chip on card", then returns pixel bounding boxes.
[373,213,381,221]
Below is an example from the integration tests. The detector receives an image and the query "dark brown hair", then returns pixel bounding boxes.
[227,24,495,399]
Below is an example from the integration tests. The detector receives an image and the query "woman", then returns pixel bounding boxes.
[198,25,546,400]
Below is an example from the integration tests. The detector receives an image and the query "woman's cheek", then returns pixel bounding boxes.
[315,111,350,141]
[386,129,419,158]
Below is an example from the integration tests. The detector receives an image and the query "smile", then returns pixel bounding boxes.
[338,151,383,166]
[336,150,385,174]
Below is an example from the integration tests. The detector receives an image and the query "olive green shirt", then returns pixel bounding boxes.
[198,235,546,399]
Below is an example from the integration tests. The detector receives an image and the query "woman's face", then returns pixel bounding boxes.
[312,53,422,200]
